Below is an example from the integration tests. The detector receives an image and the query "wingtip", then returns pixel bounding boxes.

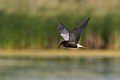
[59,21,63,25]
[58,22,63,27]
[87,17,91,21]
[58,21,66,29]
[83,17,90,24]
[58,22,62,27]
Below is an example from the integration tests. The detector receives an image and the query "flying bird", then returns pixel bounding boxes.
[58,17,90,48]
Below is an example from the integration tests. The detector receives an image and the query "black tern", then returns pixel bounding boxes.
[58,17,90,48]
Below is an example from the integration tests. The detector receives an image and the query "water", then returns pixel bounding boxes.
[0,56,120,80]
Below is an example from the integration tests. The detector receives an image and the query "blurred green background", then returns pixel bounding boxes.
[0,0,120,49]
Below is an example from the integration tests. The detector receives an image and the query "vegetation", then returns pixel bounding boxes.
[0,11,119,49]
[0,0,119,49]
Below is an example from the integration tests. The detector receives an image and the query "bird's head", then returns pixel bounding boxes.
[58,41,67,48]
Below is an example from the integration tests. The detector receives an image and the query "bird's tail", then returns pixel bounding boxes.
[77,44,86,48]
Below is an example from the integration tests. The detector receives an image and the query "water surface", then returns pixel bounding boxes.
[0,54,120,80]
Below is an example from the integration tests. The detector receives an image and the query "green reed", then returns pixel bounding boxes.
[0,11,119,49]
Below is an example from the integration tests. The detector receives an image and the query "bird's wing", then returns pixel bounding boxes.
[69,17,90,43]
[58,22,69,41]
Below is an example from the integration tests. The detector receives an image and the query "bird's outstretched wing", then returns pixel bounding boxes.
[69,17,90,43]
[58,22,69,41]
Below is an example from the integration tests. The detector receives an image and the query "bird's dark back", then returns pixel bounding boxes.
[62,41,77,48]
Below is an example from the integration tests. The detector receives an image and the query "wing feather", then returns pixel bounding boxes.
[69,17,90,43]
[58,22,69,41]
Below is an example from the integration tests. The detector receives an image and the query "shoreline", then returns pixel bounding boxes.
[0,49,120,58]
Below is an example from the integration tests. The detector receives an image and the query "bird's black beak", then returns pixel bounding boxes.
[58,44,62,48]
